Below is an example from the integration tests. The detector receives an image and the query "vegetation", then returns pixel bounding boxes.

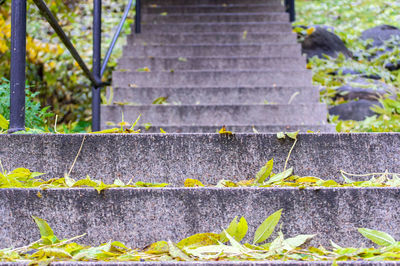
[1,211,400,263]
[0,1,133,125]
[296,0,400,132]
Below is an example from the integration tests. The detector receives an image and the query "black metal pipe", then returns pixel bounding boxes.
[285,0,295,22]
[92,0,101,131]
[135,0,141,33]
[9,0,26,133]
[32,0,103,87]
[101,0,134,77]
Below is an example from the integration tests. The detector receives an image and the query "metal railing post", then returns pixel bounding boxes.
[92,0,102,131]
[285,0,295,22]
[9,0,27,133]
[135,0,141,33]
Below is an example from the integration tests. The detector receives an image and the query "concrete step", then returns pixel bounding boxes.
[2,187,400,250]
[143,0,283,6]
[1,134,398,184]
[133,124,335,133]
[110,86,318,105]
[143,4,285,14]
[140,22,292,33]
[128,32,297,44]
[142,12,289,23]
[117,57,306,71]
[122,43,301,57]
[112,70,313,87]
[101,104,328,128]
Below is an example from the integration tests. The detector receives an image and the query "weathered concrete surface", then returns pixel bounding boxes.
[140,22,291,33]
[118,56,305,71]
[128,32,298,44]
[143,0,283,5]
[101,104,328,127]
[112,70,313,87]
[0,134,399,184]
[123,43,301,57]
[1,187,400,249]
[130,124,335,133]
[110,86,318,104]
[143,4,284,14]
[143,12,290,23]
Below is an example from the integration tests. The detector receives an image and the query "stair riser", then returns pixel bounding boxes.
[143,5,284,13]
[142,13,289,23]
[128,33,297,44]
[1,134,399,184]
[101,104,328,126]
[110,86,319,104]
[118,57,306,71]
[112,71,313,87]
[133,125,335,133]
[122,44,301,57]
[2,188,400,249]
[143,0,282,6]
[140,23,292,33]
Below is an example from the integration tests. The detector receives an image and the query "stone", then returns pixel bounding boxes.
[360,25,400,48]
[329,99,380,121]
[301,27,352,60]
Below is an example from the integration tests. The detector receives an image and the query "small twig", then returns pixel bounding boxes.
[284,138,298,171]
[0,159,5,173]
[54,115,58,133]
[68,136,86,176]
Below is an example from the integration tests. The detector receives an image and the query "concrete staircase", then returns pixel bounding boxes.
[101,0,331,133]
[3,1,400,264]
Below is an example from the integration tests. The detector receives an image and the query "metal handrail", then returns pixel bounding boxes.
[101,0,134,77]
[285,0,295,22]
[32,0,103,87]
[9,0,140,132]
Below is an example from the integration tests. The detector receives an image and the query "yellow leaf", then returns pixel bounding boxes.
[184,178,204,187]
[219,126,233,135]
[306,27,315,35]
[177,233,220,249]
[296,177,321,183]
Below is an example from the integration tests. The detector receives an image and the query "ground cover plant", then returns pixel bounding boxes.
[1,210,400,264]
[295,0,400,132]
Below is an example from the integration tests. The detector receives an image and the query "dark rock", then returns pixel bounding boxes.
[385,61,400,71]
[302,27,352,60]
[333,77,394,101]
[329,68,381,80]
[329,100,381,121]
[361,74,381,80]
[361,25,400,48]
[334,85,386,101]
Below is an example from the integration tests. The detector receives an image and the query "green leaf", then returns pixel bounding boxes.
[0,114,9,130]
[220,217,238,243]
[167,240,191,261]
[253,209,283,244]
[286,130,299,140]
[152,97,168,105]
[265,168,293,185]
[255,159,273,184]
[358,228,396,246]
[32,216,54,238]
[277,132,285,139]
[283,234,315,250]
[236,217,248,242]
